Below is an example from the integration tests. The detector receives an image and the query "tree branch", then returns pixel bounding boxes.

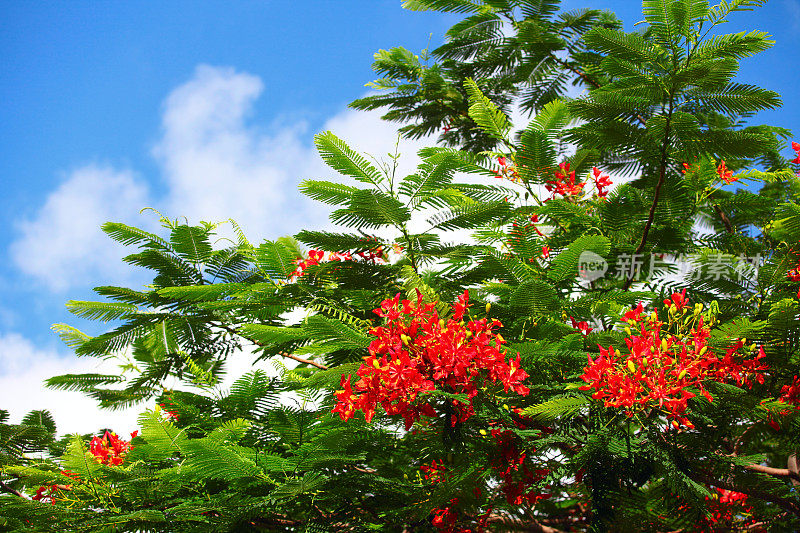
[623,93,676,290]
[713,204,733,233]
[0,479,25,498]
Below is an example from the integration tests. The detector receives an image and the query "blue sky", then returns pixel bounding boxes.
[1,1,798,434]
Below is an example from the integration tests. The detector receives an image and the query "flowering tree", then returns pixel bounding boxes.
[3,1,800,532]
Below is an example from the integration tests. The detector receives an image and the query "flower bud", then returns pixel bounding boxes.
[625,327,632,336]
[373,359,381,369]
[503,404,509,411]
[485,302,491,315]
[678,368,687,380]
[642,357,648,366]
[699,346,707,356]
[479,429,487,436]
[661,339,668,352]
[627,360,636,373]
[694,303,703,315]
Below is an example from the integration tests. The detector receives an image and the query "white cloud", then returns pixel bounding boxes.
[10,165,149,291]
[0,332,140,437]
[154,65,327,238]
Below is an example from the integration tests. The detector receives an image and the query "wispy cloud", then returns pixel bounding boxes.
[9,65,437,292]
[0,332,140,436]
[10,165,149,291]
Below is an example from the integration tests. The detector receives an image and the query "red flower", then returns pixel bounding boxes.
[31,485,60,505]
[545,162,586,199]
[420,459,450,484]
[580,291,768,429]
[791,141,800,165]
[332,290,529,429]
[716,160,737,184]
[89,430,133,466]
[663,288,688,311]
[591,167,612,198]
[541,245,551,259]
[490,429,550,506]
[779,375,800,408]
[570,317,593,336]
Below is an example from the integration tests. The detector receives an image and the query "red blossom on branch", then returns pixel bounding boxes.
[570,317,593,337]
[290,248,385,279]
[779,375,800,408]
[89,430,135,466]
[31,485,60,505]
[591,167,612,198]
[580,291,768,429]
[490,429,550,506]
[716,159,738,184]
[545,162,586,200]
[333,290,529,429]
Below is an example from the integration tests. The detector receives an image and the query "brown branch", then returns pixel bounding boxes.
[484,513,567,533]
[743,463,800,483]
[0,479,25,498]
[713,204,733,233]
[622,93,676,290]
[788,453,800,488]
[215,322,329,370]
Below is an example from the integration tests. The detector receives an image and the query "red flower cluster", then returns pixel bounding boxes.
[333,290,529,429]
[694,488,757,532]
[420,459,450,484]
[31,485,61,505]
[791,141,800,166]
[89,430,136,466]
[779,375,800,408]
[493,156,520,183]
[716,160,738,184]
[429,497,491,532]
[290,248,386,279]
[592,167,612,198]
[545,162,586,200]
[490,429,550,506]
[580,291,768,429]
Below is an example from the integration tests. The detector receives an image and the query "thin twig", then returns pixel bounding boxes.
[215,322,329,370]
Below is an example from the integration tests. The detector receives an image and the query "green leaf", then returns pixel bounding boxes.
[314,131,384,186]
[463,78,511,144]
[548,235,612,282]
